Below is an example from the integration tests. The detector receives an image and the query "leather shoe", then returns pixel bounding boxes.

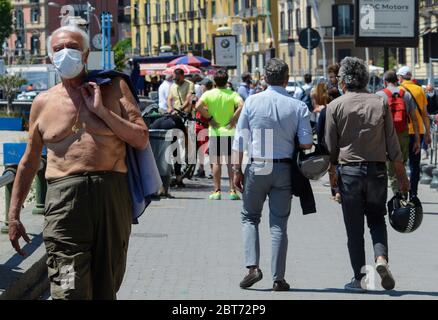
[239,269,263,289]
[273,280,290,291]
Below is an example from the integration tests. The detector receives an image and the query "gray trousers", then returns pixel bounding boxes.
[241,162,292,282]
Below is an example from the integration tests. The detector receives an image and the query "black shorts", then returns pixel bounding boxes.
[209,136,232,158]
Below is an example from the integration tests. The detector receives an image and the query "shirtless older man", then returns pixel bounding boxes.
[8,25,149,299]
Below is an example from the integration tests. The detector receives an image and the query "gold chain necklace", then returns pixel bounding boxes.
[71,104,85,133]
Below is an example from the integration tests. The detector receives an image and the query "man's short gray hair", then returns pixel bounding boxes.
[264,58,289,86]
[339,57,369,91]
[47,25,90,57]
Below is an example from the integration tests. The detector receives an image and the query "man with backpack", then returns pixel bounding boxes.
[376,71,421,195]
[397,66,431,199]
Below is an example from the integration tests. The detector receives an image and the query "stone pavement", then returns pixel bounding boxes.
[118,174,438,300]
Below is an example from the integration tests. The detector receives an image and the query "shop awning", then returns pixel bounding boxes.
[139,63,168,76]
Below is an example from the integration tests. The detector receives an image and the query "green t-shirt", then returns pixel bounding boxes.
[200,88,243,137]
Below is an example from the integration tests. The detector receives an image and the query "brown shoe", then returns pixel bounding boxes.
[273,280,290,291]
[239,269,263,289]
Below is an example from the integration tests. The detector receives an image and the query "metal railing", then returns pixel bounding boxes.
[1,159,46,234]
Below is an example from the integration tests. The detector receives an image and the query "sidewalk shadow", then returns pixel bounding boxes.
[245,287,438,297]
[0,233,44,292]
[423,212,438,215]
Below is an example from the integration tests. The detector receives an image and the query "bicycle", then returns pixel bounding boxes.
[172,108,209,181]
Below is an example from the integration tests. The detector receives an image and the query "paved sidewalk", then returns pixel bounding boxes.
[118,175,438,300]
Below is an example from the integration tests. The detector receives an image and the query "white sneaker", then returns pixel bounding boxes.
[376,257,396,290]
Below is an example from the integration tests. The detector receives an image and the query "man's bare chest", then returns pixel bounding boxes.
[39,93,121,144]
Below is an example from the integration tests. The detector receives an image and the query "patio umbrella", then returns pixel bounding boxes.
[167,56,211,68]
[163,64,202,75]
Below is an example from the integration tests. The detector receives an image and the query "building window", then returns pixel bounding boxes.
[31,7,40,24]
[253,22,258,42]
[189,27,194,43]
[338,49,351,61]
[164,30,170,44]
[198,26,202,43]
[147,31,152,54]
[246,24,251,43]
[288,9,293,33]
[15,9,24,29]
[234,0,239,15]
[280,11,285,31]
[145,2,151,24]
[174,0,179,15]
[156,3,161,20]
[398,48,406,65]
[295,8,301,36]
[134,4,139,23]
[212,0,216,16]
[165,1,170,16]
[189,0,194,12]
[333,4,353,36]
[31,34,40,55]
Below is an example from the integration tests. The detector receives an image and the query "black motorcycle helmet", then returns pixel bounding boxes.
[297,145,330,180]
[387,194,423,233]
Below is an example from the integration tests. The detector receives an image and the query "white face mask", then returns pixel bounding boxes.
[52,48,84,79]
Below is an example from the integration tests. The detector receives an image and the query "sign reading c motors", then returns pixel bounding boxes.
[354,0,419,48]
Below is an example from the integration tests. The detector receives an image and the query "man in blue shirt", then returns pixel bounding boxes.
[232,58,313,291]
[237,72,255,101]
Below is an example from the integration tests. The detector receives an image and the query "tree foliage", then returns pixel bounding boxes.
[0,73,26,114]
[0,0,13,54]
[113,38,132,71]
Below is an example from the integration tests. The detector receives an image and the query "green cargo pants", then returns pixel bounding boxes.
[387,130,409,194]
[43,171,132,300]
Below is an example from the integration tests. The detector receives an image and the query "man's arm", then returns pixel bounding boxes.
[181,83,195,113]
[406,93,421,154]
[9,93,46,255]
[232,104,251,192]
[167,86,174,113]
[81,79,149,150]
[298,104,314,150]
[227,97,244,129]
[324,104,339,163]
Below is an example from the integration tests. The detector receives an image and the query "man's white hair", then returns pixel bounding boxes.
[47,25,89,57]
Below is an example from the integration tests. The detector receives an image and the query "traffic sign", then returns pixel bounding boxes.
[299,28,321,50]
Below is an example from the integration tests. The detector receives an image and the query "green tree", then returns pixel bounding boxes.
[113,38,132,71]
[0,74,26,115]
[0,0,13,55]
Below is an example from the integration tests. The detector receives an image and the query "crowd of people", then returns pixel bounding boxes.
[7,24,438,299]
[157,57,436,293]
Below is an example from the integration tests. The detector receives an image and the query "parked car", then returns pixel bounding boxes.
[286,78,304,96]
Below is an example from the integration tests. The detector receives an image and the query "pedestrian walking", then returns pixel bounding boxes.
[8,25,149,299]
[376,71,421,196]
[158,74,173,112]
[196,70,244,200]
[232,58,313,291]
[397,66,432,198]
[237,72,255,101]
[194,77,214,178]
[325,57,409,293]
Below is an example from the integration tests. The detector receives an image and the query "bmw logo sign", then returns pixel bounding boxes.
[221,39,230,48]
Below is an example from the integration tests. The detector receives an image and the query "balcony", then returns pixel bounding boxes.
[153,16,161,23]
[179,12,187,20]
[162,14,171,23]
[171,13,178,21]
